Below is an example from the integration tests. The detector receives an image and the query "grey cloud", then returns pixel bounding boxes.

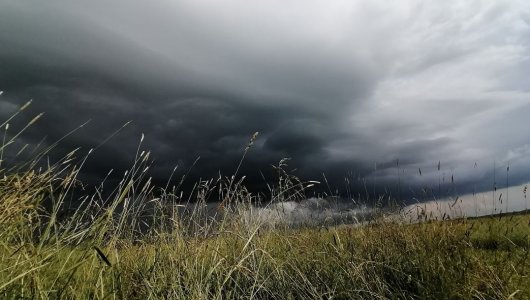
[1,0,530,204]
[0,0,378,111]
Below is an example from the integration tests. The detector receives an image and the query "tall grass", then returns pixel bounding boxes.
[0,101,528,299]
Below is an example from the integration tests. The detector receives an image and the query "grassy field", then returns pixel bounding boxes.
[1,105,529,299]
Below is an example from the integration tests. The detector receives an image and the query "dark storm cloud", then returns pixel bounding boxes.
[1,0,530,202]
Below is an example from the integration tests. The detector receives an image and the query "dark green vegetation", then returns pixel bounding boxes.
[1,103,529,299]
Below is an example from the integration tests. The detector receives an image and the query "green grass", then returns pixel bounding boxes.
[1,103,529,299]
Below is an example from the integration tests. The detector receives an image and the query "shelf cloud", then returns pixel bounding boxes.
[1,0,530,201]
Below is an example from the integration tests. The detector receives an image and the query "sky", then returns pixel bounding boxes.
[1,0,530,203]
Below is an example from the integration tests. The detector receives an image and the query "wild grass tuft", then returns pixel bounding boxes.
[0,101,528,299]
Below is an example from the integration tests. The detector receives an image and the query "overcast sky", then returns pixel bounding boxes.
[1,0,530,201]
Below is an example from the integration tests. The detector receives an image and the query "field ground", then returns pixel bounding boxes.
[1,191,528,299]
